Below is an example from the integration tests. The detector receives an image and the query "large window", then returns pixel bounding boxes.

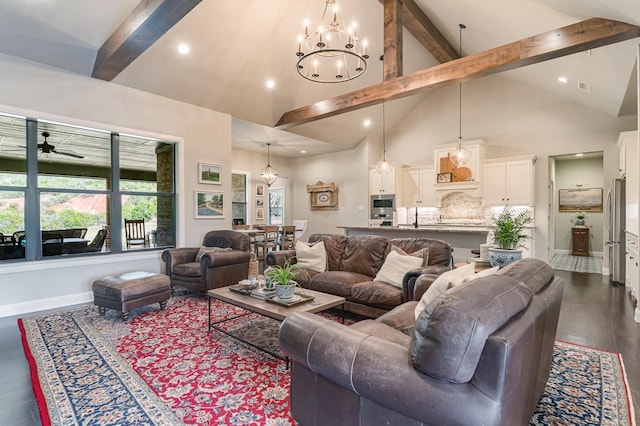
[0,113,176,261]
[231,172,248,225]
[268,188,284,225]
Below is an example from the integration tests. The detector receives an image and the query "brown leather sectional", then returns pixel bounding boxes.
[266,233,453,318]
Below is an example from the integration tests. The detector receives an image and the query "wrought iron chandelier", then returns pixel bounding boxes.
[296,0,369,83]
[260,143,279,187]
[449,24,471,167]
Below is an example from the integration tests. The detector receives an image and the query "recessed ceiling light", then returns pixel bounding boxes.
[557,76,568,83]
[363,119,371,127]
[266,79,276,89]
[300,150,307,154]
[177,43,190,55]
[575,153,584,157]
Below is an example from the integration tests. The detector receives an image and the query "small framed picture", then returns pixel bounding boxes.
[198,162,221,185]
[256,198,264,207]
[194,190,224,219]
[256,184,264,196]
[437,172,452,183]
[256,208,264,220]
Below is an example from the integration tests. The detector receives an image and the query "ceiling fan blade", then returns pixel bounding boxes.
[51,149,84,159]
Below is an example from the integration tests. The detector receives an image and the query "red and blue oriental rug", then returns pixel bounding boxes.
[19,296,635,425]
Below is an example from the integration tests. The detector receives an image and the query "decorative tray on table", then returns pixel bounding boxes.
[229,283,257,295]
[264,293,314,307]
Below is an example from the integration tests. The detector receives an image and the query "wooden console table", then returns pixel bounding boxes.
[572,227,589,256]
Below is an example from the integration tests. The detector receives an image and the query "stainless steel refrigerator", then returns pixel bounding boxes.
[606,178,625,284]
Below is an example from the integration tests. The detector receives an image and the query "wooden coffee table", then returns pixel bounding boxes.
[207,286,346,365]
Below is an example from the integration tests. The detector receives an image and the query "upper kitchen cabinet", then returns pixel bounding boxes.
[621,131,639,236]
[434,140,487,184]
[482,156,536,206]
[369,166,404,197]
[403,167,436,207]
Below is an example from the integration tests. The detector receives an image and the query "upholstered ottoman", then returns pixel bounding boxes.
[92,271,171,320]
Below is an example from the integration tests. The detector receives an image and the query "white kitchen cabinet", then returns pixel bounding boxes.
[403,167,436,207]
[482,156,536,206]
[625,232,640,322]
[620,131,639,236]
[369,167,402,196]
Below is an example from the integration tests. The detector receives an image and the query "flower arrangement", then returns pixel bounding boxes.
[574,212,588,220]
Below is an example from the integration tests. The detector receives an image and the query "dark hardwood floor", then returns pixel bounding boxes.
[0,270,638,424]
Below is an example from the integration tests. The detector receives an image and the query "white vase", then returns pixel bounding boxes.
[488,247,523,269]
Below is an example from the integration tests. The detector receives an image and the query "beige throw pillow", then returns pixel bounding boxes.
[295,240,327,272]
[413,263,501,320]
[374,249,425,288]
[413,263,476,320]
[391,246,429,266]
[196,246,231,262]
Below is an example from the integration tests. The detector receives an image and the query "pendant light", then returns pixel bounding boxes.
[448,24,471,167]
[260,143,279,187]
[375,102,391,174]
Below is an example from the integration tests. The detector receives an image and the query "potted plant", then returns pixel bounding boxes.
[574,211,587,226]
[265,259,303,300]
[489,206,533,268]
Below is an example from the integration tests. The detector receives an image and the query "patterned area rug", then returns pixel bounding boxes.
[20,297,634,425]
[550,253,604,274]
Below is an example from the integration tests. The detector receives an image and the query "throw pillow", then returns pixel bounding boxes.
[295,240,327,272]
[196,246,231,262]
[462,265,499,283]
[391,245,429,266]
[413,263,476,320]
[374,249,425,288]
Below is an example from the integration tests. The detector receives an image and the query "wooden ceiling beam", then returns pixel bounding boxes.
[378,0,459,63]
[275,18,640,129]
[92,0,202,81]
[383,0,403,80]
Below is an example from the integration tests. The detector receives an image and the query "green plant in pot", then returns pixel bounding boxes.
[265,259,303,300]
[489,206,533,268]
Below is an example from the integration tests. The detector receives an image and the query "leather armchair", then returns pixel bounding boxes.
[279,259,564,425]
[162,230,251,293]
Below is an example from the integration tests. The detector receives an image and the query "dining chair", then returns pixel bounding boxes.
[41,231,64,256]
[124,219,149,248]
[254,225,279,260]
[279,225,296,250]
[293,219,308,242]
[232,224,250,230]
[86,229,107,252]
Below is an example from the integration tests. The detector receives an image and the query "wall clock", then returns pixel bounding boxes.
[307,181,338,211]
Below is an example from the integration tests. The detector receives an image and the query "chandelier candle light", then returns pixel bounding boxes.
[260,143,279,187]
[296,0,369,82]
[449,24,471,167]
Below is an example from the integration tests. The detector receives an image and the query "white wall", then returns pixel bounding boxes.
[553,157,604,253]
[0,53,234,316]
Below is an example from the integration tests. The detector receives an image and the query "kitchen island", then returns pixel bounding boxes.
[338,225,533,263]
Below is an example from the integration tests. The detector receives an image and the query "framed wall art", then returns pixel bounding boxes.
[306,181,338,211]
[437,172,452,183]
[558,187,603,212]
[256,184,264,197]
[256,198,264,207]
[256,208,264,220]
[198,162,221,185]
[194,190,224,219]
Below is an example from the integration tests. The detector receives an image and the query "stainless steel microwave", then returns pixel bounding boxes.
[370,194,395,219]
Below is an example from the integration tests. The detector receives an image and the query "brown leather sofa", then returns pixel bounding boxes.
[161,230,251,293]
[279,258,564,425]
[266,233,453,317]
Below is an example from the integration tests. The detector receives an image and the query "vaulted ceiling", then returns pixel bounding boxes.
[0,0,638,158]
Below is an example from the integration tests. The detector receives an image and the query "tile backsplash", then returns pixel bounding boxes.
[397,191,534,225]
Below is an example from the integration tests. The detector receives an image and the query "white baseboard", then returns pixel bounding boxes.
[0,291,93,318]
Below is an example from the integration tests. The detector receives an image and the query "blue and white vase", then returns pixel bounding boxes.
[576,218,585,226]
[488,248,523,269]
